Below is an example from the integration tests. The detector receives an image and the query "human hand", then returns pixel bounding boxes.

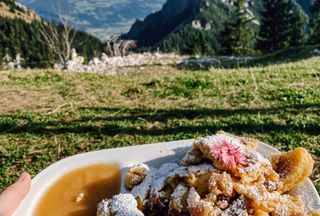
[0,173,31,216]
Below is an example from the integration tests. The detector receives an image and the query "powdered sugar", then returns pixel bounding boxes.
[221,195,248,216]
[97,194,144,216]
[168,164,215,178]
[131,167,157,203]
[150,163,179,195]
[170,183,189,210]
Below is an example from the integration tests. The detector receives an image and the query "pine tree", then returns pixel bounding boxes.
[311,0,320,12]
[310,0,320,44]
[288,3,308,47]
[219,0,256,56]
[257,0,293,53]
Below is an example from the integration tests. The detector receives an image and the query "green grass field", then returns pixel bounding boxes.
[0,57,319,193]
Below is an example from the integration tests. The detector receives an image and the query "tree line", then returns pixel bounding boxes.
[163,0,320,56]
[219,0,320,55]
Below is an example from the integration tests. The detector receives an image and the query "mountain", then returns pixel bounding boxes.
[122,0,313,54]
[16,0,167,40]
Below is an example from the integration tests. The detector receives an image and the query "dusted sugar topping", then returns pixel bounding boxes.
[97,194,144,216]
[150,163,179,194]
[135,163,150,171]
[168,164,215,178]
[221,195,248,216]
[198,134,244,151]
[172,184,188,201]
[238,150,271,174]
[131,167,157,202]
[170,183,189,210]
[187,187,201,206]
[97,199,111,216]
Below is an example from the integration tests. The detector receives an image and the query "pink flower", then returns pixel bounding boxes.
[211,139,246,168]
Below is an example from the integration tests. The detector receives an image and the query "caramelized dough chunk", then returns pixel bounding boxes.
[126,164,150,190]
[208,172,234,197]
[167,164,216,196]
[307,211,320,216]
[270,195,305,216]
[234,181,305,214]
[169,183,189,213]
[187,188,221,216]
[271,147,314,193]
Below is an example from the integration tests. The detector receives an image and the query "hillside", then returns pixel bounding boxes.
[0,0,104,68]
[0,57,319,194]
[122,0,313,54]
[0,0,40,23]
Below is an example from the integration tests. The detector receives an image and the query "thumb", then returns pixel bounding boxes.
[0,172,31,216]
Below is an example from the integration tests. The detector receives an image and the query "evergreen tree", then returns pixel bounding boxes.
[161,25,216,55]
[288,3,308,47]
[257,0,293,52]
[310,0,320,44]
[311,0,320,12]
[218,0,256,56]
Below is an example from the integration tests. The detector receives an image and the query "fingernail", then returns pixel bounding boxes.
[16,172,27,183]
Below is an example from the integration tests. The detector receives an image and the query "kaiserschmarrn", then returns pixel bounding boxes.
[97,132,319,216]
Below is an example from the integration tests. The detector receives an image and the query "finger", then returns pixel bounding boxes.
[0,172,31,216]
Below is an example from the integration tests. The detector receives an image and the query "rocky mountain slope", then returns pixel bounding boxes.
[0,0,40,23]
[17,0,167,40]
[122,0,313,52]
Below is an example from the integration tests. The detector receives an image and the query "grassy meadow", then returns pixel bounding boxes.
[0,57,319,193]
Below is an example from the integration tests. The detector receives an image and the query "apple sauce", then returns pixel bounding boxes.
[34,163,121,216]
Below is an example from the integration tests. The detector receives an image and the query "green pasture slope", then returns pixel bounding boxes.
[0,56,319,193]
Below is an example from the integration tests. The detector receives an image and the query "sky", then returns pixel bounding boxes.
[18,0,167,40]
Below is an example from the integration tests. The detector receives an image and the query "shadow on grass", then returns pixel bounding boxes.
[0,103,319,136]
[75,103,320,122]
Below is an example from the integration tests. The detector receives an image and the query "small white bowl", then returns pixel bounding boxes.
[13,139,320,215]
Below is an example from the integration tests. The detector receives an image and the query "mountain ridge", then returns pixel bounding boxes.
[122,0,313,54]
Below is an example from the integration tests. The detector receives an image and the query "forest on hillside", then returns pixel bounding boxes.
[0,17,104,68]
[0,0,104,68]
[161,0,320,55]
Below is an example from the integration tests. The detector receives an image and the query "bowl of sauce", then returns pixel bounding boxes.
[34,164,121,216]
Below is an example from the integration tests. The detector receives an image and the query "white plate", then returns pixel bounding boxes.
[13,139,320,215]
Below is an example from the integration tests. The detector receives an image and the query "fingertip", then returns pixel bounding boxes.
[16,172,31,184]
[0,172,32,216]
